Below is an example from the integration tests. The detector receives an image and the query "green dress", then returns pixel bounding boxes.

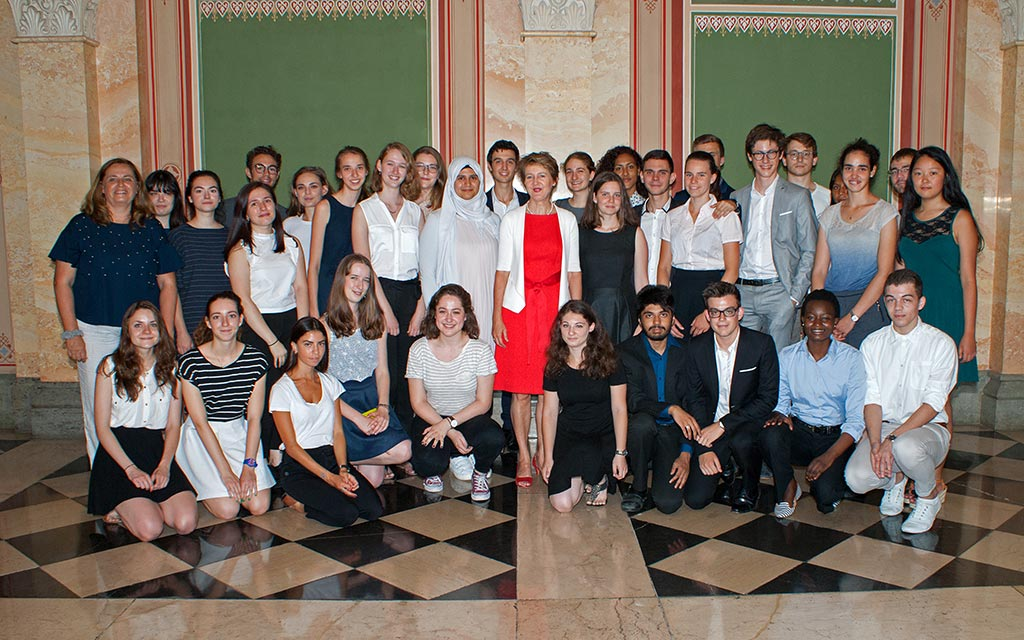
[898,206,978,383]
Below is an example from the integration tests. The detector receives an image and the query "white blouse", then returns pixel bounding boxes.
[105,360,173,430]
[361,194,422,281]
[231,232,301,313]
[661,197,743,271]
[269,372,345,450]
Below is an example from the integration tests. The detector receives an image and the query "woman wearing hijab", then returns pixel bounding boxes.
[419,156,501,344]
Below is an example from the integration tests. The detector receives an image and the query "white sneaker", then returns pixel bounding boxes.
[449,454,475,481]
[423,475,444,493]
[880,476,908,516]
[773,484,802,519]
[901,489,945,534]
[471,470,491,502]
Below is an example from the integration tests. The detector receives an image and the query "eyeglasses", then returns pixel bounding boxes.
[253,163,279,175]
[750,150,780,161]
[414,162,439,174]
[888,166,911,176]
[707,307,739,318]
[785,150,814,160]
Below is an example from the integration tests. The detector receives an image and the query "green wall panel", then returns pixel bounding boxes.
[198,14,430,196]
[691,15,896,197]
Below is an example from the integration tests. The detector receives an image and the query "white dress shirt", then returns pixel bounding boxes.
[739,176,779,280]
[661,196,743,270]
[714,334,740,422]
[861,319,958,425]
[489,188,520,219]
[811,183,831,219]
[640,198,671,284]
[361,194,422,281]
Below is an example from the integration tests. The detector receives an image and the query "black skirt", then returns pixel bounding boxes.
[88,427,195,515]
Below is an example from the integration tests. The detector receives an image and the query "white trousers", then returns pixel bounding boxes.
[76,320,121,464]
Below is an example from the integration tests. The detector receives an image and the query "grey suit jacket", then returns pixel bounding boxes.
[732,178,817,303]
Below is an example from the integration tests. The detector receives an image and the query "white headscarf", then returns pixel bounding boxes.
[432,157,499,290]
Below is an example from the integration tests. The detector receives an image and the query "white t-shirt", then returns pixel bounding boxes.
[406,338,497,416]
[231,232,301,313]
[269,372,345,450]
[283,216,312,269]
[661,196,743,271]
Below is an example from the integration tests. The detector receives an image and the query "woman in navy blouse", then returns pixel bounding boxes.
[50,158,181,463]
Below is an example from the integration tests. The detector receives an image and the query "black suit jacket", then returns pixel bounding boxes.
[485,187,529,214]
[617,335,689,419]
[685,327,779,455]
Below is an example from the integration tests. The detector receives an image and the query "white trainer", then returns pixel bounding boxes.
[880,476,908,516]
[773,484,802,519]
[471,470,491,502]
[901,489,945,534]
[449,454,475,481]
[422,475,444,493]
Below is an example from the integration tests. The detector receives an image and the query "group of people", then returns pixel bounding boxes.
[52,122,980,537]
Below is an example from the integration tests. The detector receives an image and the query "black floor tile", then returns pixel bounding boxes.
[436,569,516,600]
[859,516,989,557]
[996,443,1024,461]
[378,481,446,515]
[44,457,90,479]
[915,557,1024,589]
[997,509,1024,536]
[447,520,517,566]
[0,439,28,453]
[455,481,517,517]
[648,567,737,597]
[6,520,140,565]
[752,563,901,595]
[263,570,423,600]
[152,520,285,567]
[946,472,1024,506]
[630,519,707,565]
[94,569,248,599]
[0,568,77,597]
[298,520,436,568]
[944,449,992,472]
[0,483,69,512]
[716,516,849,561]
[959,430,1014,441]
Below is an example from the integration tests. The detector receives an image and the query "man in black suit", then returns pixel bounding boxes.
[218,144,288,229]
[484,140,529,218]
[684,281,779,512]
[618,286,700,514]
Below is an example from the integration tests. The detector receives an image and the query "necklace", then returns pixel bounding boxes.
[525,202,554,215]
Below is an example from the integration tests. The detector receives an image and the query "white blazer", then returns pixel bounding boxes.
[496,205,580,313]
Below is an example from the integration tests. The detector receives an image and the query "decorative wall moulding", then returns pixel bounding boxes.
[519,0,596,39]
[8,0,97,39]
[692,13,894,39]
[197,0,428,22]
[1000,0,1024,46]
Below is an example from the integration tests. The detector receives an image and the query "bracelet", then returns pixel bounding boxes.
[614,449,628,457]
[377,404,388,410]
[61,329,83,341]
[124,463,137,472]
[268,339,280,347]
[243,457,258,468]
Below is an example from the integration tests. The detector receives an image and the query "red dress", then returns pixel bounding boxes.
[495,213,562,394]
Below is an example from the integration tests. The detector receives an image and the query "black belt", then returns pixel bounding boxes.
[736,277,781,287]
[793,416,841,436]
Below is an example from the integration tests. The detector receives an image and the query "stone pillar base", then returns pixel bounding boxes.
[981,373,1024,431]
[0,376,82,438]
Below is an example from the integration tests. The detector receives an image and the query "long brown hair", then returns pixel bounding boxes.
[420,284,480,340]
[544,300,618,380]
[581,171,639,230]
[192,291,243,345]
[82,158,153,228]
[105,301,177,401]
[413,145,446,210]
[323,254,384,340]
[370,142,421,202]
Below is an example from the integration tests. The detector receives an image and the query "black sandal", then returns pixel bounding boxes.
[585,475,609,507]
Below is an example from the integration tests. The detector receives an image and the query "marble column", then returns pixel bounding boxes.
[981,1,1024,429]
[5,0,102,434]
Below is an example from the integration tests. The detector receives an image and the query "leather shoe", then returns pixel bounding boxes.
[721,458,736,486]
[620,490,650,515]
[732,487,758,513]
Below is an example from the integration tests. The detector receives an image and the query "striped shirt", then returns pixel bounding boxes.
[406,338,497,416]
[178,345,268,421]
[169,224,231,334]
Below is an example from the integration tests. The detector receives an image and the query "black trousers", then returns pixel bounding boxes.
[379,277,420,434]
[281,446,383,527]
[240,307,297,454]
[759,419,852,510]
[682,422,761,510]
[626,412,659,493]
[410,414,505,478]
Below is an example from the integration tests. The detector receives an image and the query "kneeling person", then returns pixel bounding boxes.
[760,289,866,517]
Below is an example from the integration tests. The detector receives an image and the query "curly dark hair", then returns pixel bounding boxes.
[420,284,480,340]
[544,300,618,380]
[105,301,178,402]
[595,145,647,199]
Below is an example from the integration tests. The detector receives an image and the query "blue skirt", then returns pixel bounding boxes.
[341,375,410,462]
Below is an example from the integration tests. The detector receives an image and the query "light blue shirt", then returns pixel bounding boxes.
[774,337,867,441]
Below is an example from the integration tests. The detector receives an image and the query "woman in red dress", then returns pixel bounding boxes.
[493,152,582,487]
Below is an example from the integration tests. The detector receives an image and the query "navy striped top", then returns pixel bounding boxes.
[178,345,268,421]
[169,224,231,334]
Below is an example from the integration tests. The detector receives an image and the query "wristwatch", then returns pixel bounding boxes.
[887,434,897,442]
[850,313,861,324]
[446,416,459,428]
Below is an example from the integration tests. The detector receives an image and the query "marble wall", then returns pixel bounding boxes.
[96,0,143,166]
[0,3,25,373]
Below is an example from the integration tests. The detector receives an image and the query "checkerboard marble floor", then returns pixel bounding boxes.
[2,425,1024,639]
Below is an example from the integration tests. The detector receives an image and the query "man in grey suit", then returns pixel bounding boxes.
[731,124,817,351]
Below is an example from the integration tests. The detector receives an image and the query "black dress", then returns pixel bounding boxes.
[579,225,638,344]
[543,362,627,495]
